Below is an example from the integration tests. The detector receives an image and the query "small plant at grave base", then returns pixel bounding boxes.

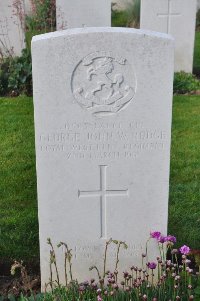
[173,72,200,95]
[0,48,32,96]
[9,261,39,296]
[43,234,200,301]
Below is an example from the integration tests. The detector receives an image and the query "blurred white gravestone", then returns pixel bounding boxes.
[56,0,111,29]
[197,0,200,10]
[113,0,132,10]
[140,0,196,73]
[32,27,174,288]
[24,0,32,15]
[0,0,25,56]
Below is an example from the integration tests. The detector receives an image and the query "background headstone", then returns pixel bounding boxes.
[24,0,32,15]
[140,0,197,73]
[32,27,174,288]
[0,0,25,57]
[56,0,111,30]
[197,0,200,10]
[113,0,133,10]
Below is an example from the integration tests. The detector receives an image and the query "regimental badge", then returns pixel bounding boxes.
[71,51,137,117]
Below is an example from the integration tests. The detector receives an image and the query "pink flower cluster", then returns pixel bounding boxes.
[179,245,190,255]
[150,231,191,255]
[150,231,176,244]
[147,262,157,270]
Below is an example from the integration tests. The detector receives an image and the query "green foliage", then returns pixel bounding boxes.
[0,60,10,96]
[8,49,32,96]
[25,0,56,33]
[0,0,57,97]
[0,49,32,96]
[193,32,200,76]
[112,10,129,27]
[196,9,200,31]
[173,72,200,94]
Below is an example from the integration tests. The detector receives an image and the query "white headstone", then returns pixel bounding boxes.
[113,0,132,10]
[32,27,174,288]
[24,0,32,15]
[140,0,196,73]
[56,0,111,30]
[0,0,25,56]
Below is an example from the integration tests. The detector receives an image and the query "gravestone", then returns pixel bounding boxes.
[140,0,196,73]
[32,27,174,288]
[114,0,133,10]
[24,0,32,15]
[56,0,111,30]
[0,0,25,56]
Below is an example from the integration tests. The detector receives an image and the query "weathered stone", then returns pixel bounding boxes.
[0,0,25,56]
[140,0,197,72]
[32,27,174,288]
[56,0,111,29]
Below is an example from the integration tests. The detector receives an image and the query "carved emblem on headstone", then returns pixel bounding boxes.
[71,51,136,116]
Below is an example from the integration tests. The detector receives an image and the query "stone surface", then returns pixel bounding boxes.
[140,0,196,73]
[32,27,174,288]
[24,0,32,15]
[113,0,133,10]
[0,0,25,56]
[56,0,111,29]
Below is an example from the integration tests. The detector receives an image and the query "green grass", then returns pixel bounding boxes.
[112,10,129,27]
[193,31,200,76]
[169,95,200,248]
[0,95,200,264]
[0,96,39,262]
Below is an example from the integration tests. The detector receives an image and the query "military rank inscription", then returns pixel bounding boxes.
[38,121,167,160]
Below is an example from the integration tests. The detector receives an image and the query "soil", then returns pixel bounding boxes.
[0,275,41,297]
[0,260,41,296]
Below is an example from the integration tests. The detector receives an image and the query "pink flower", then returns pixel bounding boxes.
[147,262,157,270]
[150,231,161,239]
[97,295,103,301]
[165,235,176,243]
[158,235,166,244]
[180,245,190,255]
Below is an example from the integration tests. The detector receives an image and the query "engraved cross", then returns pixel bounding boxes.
[78,165,129,239]
[157,0,181,33]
